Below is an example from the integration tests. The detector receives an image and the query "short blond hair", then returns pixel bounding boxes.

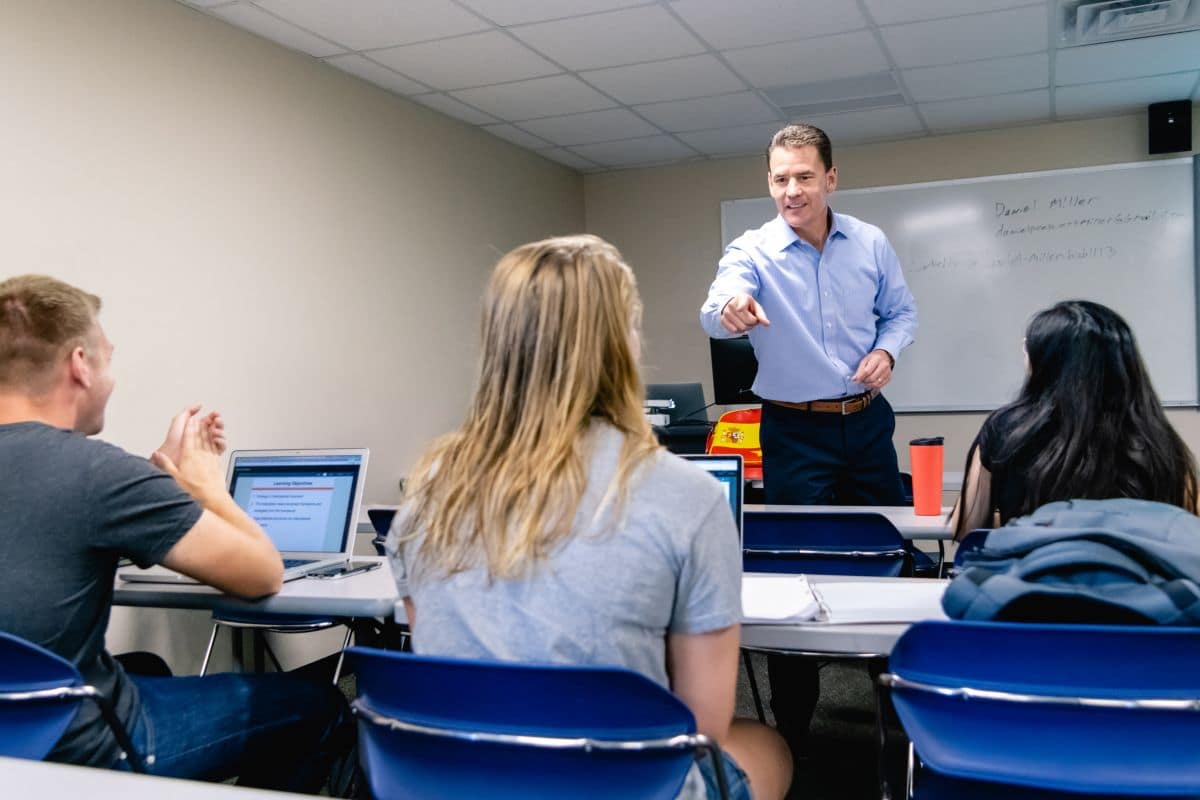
[766,123,833,170]
[0,275,101,391]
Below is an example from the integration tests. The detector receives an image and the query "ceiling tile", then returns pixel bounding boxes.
[210,3,344,57]
[636,91,780,132]
[808,105,926,144]
[410,93,499,125]
[919,89,1050,132]
[370,32,559,90]
[1056,30,1200,86]
[879,6,1047,68]
[677,121,782,156]
[722,30,889,87]
[903,53,1048,102]
[864,0,1040,26]
[669,0,867,50]
[581,54,745,105]
[450,74,616,120]
[537,147,601,170]
[254,0,489,51]
[519,108,662,145]
[455,0,647,26]
[1056,72,1200,118]
[569,135,699,167]
[324,54,428,95]
[511,6,705,71]
[480,123,554,149]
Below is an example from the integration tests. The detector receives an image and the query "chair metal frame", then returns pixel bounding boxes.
[200,614,353,684]
[353,701,730,798]
[350,648,730,800]
[0,633,147,772]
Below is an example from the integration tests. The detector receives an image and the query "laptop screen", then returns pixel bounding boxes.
[682,454,744,543]
[228,451,366,554]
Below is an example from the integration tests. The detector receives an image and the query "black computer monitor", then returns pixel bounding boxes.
[645,382,707,425]
[709,336,761,405]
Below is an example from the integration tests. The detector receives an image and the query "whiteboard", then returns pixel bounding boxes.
[720,157,1199,411]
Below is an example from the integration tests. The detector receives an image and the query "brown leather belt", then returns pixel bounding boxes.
[768,389,879,415]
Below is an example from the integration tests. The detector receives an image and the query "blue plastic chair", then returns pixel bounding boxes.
[947,528,991,578]
[348,647,729,800]
[0,632,146,771]
[743,511,913,576]
[879,620,1200,799]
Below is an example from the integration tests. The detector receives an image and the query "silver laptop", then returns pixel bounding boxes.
[120,448,369,585]
[682,454,744,546]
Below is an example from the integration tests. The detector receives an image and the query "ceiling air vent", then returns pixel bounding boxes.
[763,72,906,119]
[1059,0,1200,46]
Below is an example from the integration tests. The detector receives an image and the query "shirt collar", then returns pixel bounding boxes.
[770,209,848,252]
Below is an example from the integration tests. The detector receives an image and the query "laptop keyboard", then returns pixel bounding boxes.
[283,558,317,569]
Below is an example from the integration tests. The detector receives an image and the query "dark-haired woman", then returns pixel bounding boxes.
[951,299,1197,540]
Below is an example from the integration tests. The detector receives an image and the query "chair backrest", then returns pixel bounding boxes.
[0,632,86,761]
[948,528,990,576]
[367,507,399,556]
[348,647,705,800]
[743,511,909,576]
[884,620,1200,796]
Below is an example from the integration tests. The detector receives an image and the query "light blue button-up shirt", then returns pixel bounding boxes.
[700,211,917,403]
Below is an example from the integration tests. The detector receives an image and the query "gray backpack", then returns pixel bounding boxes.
[944,498,1200,625]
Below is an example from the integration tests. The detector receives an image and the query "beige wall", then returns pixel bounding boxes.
[2,0,583,503]
[584,110,1200,477]
[1,0,582,670]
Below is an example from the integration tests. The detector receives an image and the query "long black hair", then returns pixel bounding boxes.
[959,300,1196,534]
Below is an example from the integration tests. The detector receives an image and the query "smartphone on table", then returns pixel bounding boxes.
[306,561,382,580]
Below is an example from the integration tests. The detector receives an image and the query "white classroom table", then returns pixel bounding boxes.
[745,504,953,540]
[113,556,399,620]
[748,470,964,498]
[115,561,945,658]
[0,756,310,799]
[740,574,949,657]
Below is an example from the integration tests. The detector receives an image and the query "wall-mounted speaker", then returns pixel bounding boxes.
[1148,100,1192,155]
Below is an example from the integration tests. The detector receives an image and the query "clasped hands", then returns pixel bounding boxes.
[151,405,228,501]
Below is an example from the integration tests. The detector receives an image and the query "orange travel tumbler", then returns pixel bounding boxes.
[909,437,944,516]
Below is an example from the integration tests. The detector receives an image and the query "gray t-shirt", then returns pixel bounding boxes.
[0,421,201,766]
[388,423,742,796]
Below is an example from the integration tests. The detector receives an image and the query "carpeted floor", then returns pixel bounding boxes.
[738,655,908,800]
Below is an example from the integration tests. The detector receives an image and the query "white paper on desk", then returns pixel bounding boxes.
[742,575,821,623]
[812,581,949,624]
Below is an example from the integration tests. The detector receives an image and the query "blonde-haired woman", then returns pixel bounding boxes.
[387,235,792,800]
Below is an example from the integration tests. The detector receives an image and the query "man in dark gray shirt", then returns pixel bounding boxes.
[0,275,351,790]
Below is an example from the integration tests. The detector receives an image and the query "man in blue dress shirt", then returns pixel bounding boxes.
[700,122,918,754]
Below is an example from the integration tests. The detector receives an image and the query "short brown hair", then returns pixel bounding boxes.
[766,123,833,171]
[0,275,101,391]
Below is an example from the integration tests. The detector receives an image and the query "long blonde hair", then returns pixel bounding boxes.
[400,234,660,579]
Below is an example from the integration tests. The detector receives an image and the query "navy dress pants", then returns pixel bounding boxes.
[759,395,903,753]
